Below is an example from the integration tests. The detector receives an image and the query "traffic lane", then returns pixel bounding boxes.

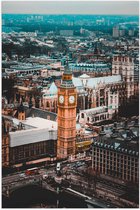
[2,174,20,184]
[2,173,42,185]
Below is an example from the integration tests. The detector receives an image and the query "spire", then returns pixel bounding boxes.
[64,56,71,74]
[61,55,74,88]
[99,125,106,136]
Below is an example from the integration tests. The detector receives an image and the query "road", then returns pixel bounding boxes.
[2,158,138,208]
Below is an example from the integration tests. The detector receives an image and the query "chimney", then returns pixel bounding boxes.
[100,125,106,136]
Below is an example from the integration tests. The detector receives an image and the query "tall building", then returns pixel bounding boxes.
[113,26,119,38]
[119,29,125,37]
[112,55,135,100]
[57,63,77,159]
[59,30,74,36]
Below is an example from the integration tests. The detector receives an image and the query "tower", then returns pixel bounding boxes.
[112,55,134,100]
[57,62,77,159]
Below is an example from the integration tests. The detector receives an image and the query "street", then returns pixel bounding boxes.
[2,158,139,208]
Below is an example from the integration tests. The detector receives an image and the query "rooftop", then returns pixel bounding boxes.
[81,106,107,115]
[25,107,57,121]
[9,116,57,147]
[79,74,90,78]
[93,122,139,156]
[22,117,57,130]
[87,75,122,88]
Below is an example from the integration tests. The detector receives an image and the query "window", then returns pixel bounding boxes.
[47,115,50,120]
[4,156,7,162]
[31,150,34,156]
[81,113,84,118]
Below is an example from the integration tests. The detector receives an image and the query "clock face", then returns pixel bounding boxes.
[69,95,75,104]
[59,95,64,104]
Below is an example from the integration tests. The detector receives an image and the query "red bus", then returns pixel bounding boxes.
[25,167,39,176]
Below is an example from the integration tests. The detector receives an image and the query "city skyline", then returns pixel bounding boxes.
[2,0,139,208]
[2,1,139,15]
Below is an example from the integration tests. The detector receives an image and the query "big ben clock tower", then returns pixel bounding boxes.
[57,62,77,159]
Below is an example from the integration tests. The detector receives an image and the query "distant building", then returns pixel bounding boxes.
[128,29,134,37]
[60,30,74,36]
[113,26,119,38]
[69,62,111,77]
[119,29,125,37]
[5,63,47,77]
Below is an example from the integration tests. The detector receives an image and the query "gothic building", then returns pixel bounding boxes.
[42,82,58,113]
[112,55,135,100]
[57,64,77,159]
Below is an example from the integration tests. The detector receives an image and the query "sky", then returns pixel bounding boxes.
[2,1,139,15]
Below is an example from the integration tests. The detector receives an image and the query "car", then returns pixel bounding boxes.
[42,174,48,180]
[19,173,26,178]
[56,163,61,171]
[75,161,85,167]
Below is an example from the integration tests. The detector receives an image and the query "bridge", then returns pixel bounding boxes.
[2,171,139,208]
[2,175,42,197]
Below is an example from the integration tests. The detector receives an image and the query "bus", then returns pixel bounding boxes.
[25,167,39,176]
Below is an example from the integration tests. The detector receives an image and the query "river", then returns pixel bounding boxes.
[2,185,88,208]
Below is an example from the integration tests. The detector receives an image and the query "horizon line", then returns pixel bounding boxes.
[2,13,139,16]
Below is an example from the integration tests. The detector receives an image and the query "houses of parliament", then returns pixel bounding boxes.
[2,55,139,184]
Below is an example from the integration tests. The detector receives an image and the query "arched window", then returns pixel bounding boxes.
[52,101,55,107]
[46,101,50,107]
[81,113,84,118]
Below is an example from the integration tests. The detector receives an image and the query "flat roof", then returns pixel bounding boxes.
[9,117,57,147]
[81,106,107,113]
[22,117,57,130]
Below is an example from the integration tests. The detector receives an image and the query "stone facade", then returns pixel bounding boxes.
[57,66,77,159]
